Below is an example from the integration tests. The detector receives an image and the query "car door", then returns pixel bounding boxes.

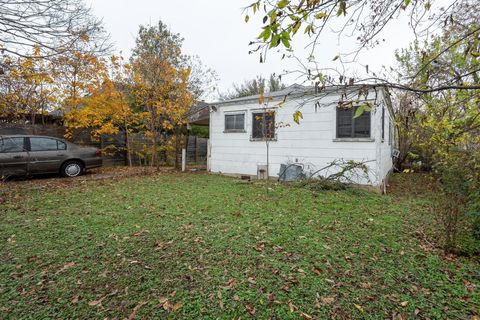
[28,137,68,174]
[0,137,28,178]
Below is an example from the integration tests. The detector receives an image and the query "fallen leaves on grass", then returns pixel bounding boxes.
[288,300,298,312]
[56,262,76,274]
[71,295,79,304]
[88,290,118,307]
[245,303,256,315]
[247,276,256,285]
[319,296,335,305]
[219,278,237,289]
[128,301,147,320]
[159,297,182,312]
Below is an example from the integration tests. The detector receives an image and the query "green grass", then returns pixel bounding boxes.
[0,173,478,319]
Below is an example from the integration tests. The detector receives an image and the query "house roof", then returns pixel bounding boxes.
[187,83,393,124]
[209,83,390,107]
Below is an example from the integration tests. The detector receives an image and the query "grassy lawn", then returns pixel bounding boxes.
[1,173,479,319]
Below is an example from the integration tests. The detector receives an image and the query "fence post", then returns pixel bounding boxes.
[182,148,186,172]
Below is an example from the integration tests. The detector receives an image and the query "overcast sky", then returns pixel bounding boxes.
[89,0,430,101]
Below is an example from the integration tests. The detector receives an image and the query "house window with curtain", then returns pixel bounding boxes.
[336,106,371,138]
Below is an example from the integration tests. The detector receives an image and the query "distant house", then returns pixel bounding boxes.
[189,84,396,188]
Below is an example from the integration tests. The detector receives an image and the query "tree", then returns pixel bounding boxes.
[53,46,108,115]
[221,73,286,99]
[394,16,480,253]
[0,47,55,127]
[0,0,110,59]
[63,56,134,136]
[130,22,194,169]
[131,21,216,102]
[244,0,480,93]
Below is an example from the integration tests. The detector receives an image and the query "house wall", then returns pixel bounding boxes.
[375,93,395,188]
[209,88,393,186]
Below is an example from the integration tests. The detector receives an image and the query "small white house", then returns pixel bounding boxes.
[199,85,395,188]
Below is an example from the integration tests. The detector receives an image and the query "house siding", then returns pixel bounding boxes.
[208,88,393,186]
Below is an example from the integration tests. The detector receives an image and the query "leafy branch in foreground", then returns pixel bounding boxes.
[244,0,480,94]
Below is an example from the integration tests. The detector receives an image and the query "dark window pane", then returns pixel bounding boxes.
[337,108,352,138]
[354,107,371,138]
[225,114,245,131]
[225,115,235,130]
[336,106,371,138]
[234,114,244,130]
[252,112,275,139]
[0,137,24,153]
[30,138,58,151]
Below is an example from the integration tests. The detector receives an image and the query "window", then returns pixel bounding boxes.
[0,137,25,153]
[29,137,64,151]
[58,140,67,150]
[252,111,275,140]
[225,113,245,132]
[336,106,371,138]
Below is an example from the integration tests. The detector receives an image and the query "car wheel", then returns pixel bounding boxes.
[61,160,84,178]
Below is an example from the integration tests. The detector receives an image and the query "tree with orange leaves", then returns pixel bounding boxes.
[130,21,194,169]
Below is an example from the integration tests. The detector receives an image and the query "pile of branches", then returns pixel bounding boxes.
[293,159,373,191]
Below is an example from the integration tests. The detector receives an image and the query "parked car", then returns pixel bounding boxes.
[0,135,102,179]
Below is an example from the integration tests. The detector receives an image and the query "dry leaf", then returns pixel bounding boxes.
[128,301,147,320]
[159,297,169,305]
[57,262,76,274]
[288,300,298,312]
[88,290,118,307]
[400,301,409,307]
[219,278,237,289]
[245,304,256,315]
[301,312,313,319]
[354,303,365,313]
[233,294,240,301]
[311,267,322,275]
[71,295,79,304]
[172,302,182,312]
[247,276,256,285]
[268,293,276,302]
[321,296,335,305]
[360,282,371,289]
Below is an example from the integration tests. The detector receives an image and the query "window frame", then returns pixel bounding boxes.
[335,105,372,139]
[251,110,276,141]
[224,112,246,133]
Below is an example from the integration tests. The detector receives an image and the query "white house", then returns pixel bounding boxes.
[193,85,395,189]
